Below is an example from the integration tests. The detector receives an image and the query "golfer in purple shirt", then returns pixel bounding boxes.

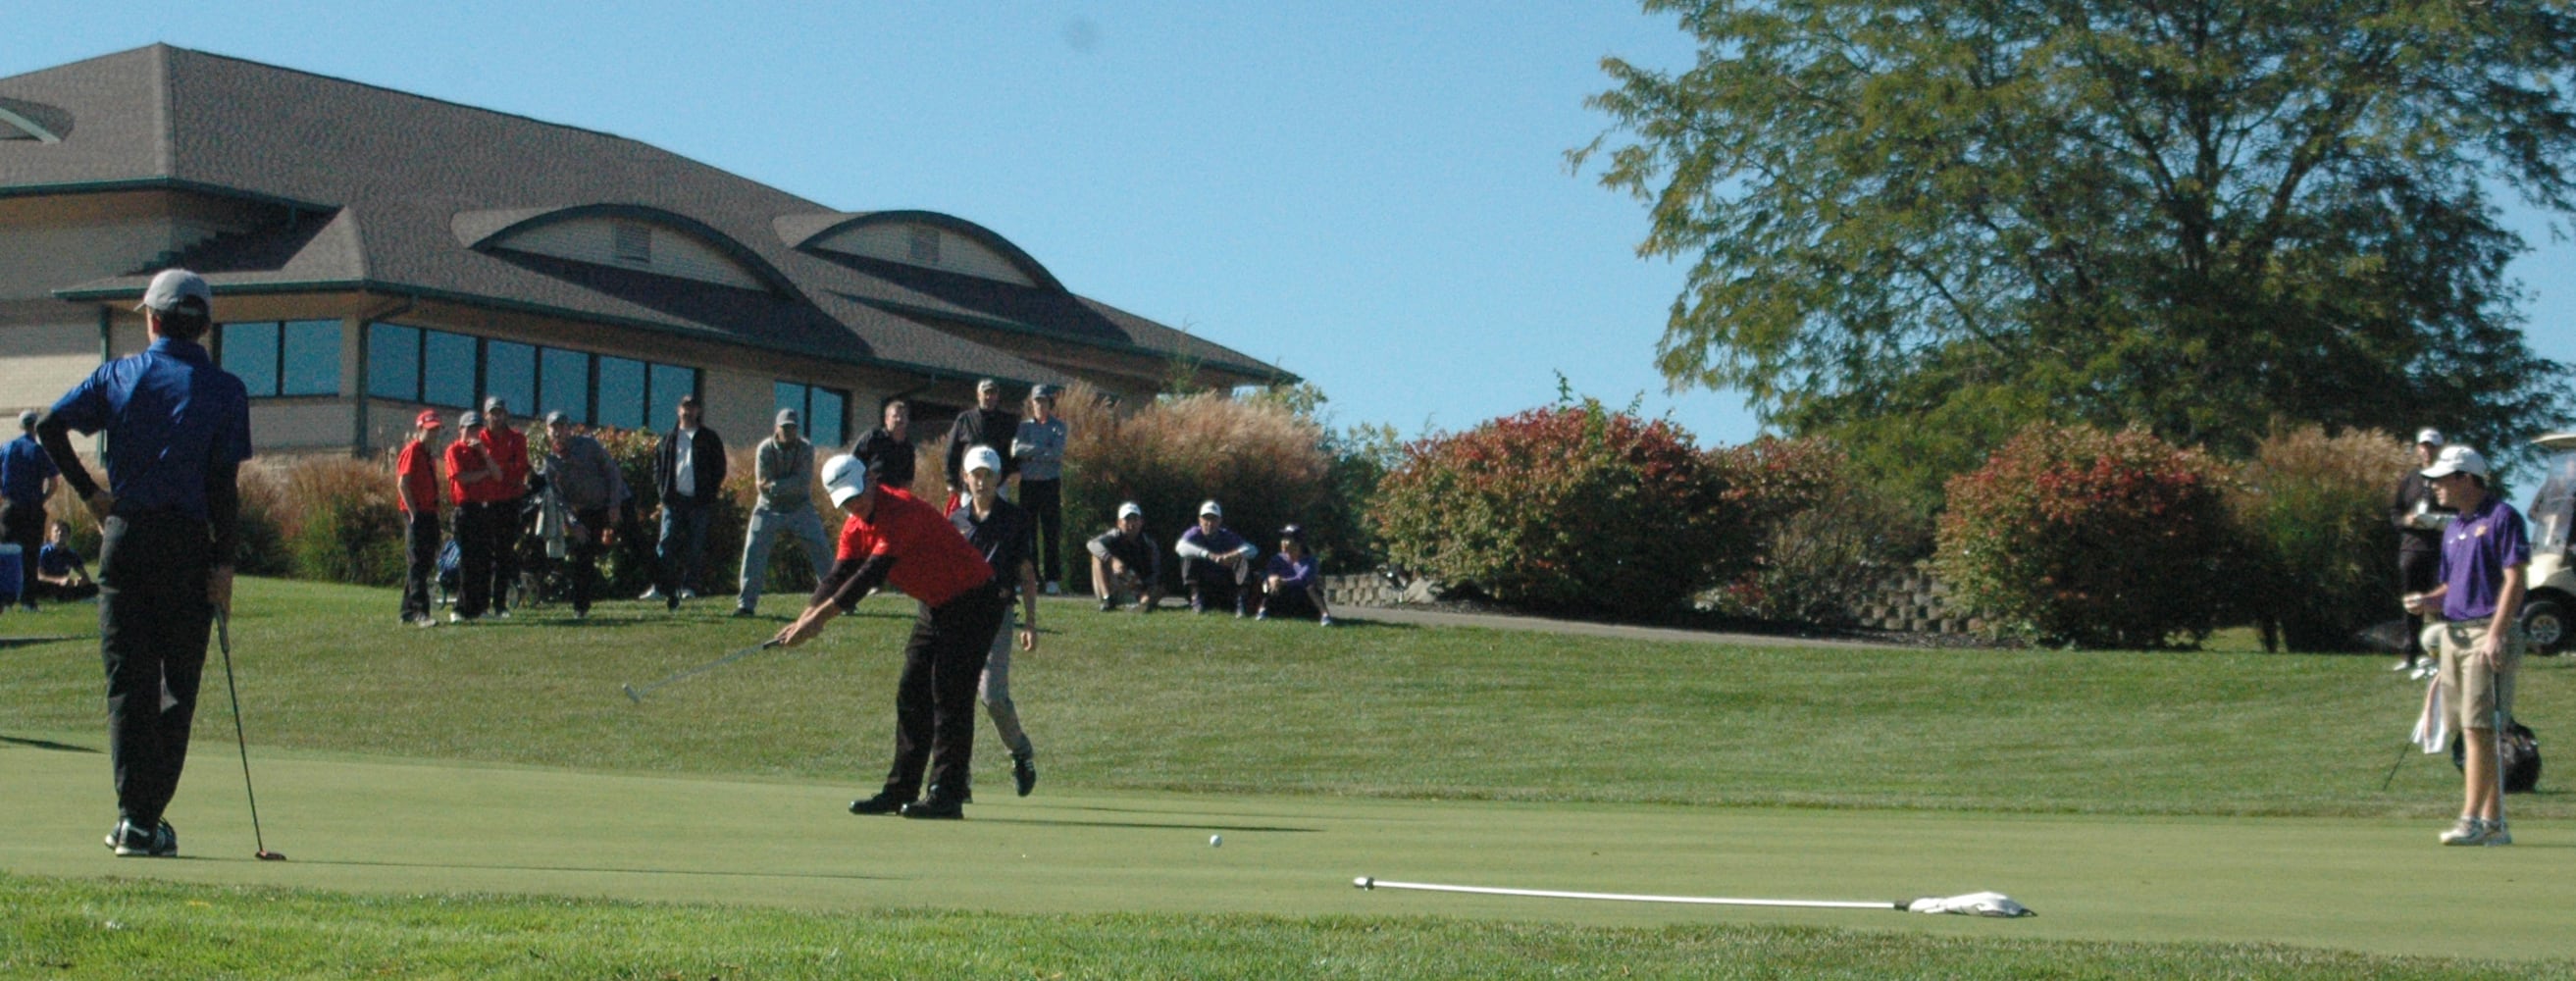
[2402,444,2526,847]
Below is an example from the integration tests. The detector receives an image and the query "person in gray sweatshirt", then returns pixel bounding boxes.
[737,408,835,616]
[541,411,629,619]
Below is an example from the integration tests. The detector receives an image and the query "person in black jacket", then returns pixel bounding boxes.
[2391,428,2453,677]
[850,398,917,490]
[942,379,1017,505]
[644,394,726,610]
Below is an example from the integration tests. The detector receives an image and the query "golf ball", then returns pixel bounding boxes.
[1210,834,1223,848]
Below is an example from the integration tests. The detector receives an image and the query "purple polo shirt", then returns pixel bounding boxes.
[2438,494,2530,622]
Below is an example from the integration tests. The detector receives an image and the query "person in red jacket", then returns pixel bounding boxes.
[442,411,508,622]
[479,397,532,617]
[395,409,443,626]
[776,454,1003,820]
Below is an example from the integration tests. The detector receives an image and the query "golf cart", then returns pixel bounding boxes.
[2520,432,2576,653]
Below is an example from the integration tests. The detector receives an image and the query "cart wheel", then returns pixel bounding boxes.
[2523,597,2568,654]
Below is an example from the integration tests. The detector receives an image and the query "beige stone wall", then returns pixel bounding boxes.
[248,400,357,452]
[0,321,98,417]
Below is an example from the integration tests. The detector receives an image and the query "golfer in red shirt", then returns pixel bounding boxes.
[777,454,1003,819]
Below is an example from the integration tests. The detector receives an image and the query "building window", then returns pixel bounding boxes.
[774,381,848,448]
[541,347,591,425]
[648,363,697,431]
[367,323,420,399]
[422,330,477,408]
[596,356,645,430]
[484,339,536,416]
[218,320,341,397]
[907,226,941,265]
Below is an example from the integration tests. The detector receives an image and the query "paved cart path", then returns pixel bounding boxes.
[5,736,2569,962]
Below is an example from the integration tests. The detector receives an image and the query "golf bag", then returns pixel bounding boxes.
[2449,719,2543,794]
[434,539,461,606]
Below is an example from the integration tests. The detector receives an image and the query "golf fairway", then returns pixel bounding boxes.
[4,735,2567,962]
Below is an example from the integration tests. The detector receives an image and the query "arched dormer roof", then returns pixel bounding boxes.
[454,203,796,295]
[0,96,71,142]
[775,210,1065,292]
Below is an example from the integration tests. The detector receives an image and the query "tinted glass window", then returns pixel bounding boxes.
[422,330,477,407]
[774,382,803,424]
[484,340,535,416]
[541,347,590,424]
[809,387,845,447]
[596,356,644,431]
[280,320,340,396]
[221,322,280,396]
[647,363,696,431]
[367,323,420,399]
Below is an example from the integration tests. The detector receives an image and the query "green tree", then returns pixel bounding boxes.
[1578,0,2576,505]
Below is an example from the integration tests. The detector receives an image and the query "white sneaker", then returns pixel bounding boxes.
[677,588,697,600]
[2439,817,2491,846]
[638,587,661,600]
[2486,821,2512,847]
[447,611,471,624]
[2412,663,2440,681]
[2392,659,2418,673]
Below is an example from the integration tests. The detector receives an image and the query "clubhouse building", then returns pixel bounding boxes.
[0,45,1291,455]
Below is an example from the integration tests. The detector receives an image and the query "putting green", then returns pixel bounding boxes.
[4,733,2567,961]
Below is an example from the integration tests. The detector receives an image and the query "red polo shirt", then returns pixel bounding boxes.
[837,486,994,608]
[396,439,439,515]
[484,425,531,492]
[444,439,507,505]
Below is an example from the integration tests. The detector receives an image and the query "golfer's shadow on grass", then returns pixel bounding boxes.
[293,857,907,881]
[972,815,1322,834]
[0,735,100,753]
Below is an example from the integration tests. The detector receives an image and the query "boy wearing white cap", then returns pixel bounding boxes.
[2402,444,2528,846]
[950,445,1042,796]
[778,455,1004,820]
[1175,499,1258,616]
[1086,501,1162,612]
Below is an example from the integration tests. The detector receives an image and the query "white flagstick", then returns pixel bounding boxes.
[1353,877,2033,917]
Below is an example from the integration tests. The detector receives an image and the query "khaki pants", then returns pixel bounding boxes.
[2436,619,2522,731]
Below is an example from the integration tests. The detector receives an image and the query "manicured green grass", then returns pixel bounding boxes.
[2,579,2563,818]
[3,873,2543,980]
[4,578,2571,975]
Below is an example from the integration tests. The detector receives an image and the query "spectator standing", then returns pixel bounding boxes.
[1011,385,1069,595]
[541,411,628,620]
[2402,445,2528,847]
[736,408,834,617]
[851,398,916,490]
[394,410,443,627]
[645,394,726,610]
[443,411,508,623]
[777,455,1005,820]
[34,519,97,603]
[33,268,251,858]
[949,446,1043,797]
[480,397,532,617]
[2390,428,2452,678]
[942,379,1017,507]
[2,409,59,611]
[1176,499,1259,616]
[1257,524,1335,625]
[1086,501,1162,612]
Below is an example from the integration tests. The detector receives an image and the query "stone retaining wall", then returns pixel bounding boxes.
[1321,567,1982,636]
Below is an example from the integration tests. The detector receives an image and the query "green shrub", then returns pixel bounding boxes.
[1706,438,1931,625]
[2229,425,2410,652]
[230,463,292,577]
[1371,399,1730,618]
[279,455,406,587]
[1058,382,1333,594]
[1934,423,2234,648]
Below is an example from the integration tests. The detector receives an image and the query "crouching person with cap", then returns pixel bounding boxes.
[34,269,252,857]
[2402,444,2528,847]
[776,455,1005,820]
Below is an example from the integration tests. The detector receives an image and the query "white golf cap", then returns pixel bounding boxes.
[1117,501,1143,520]
[2422,444,2489,480]
[2415,428,2445,446]
[1198,499,1222,518]
[135,269,212,314]
[962,444,1002,475]
[822,453,870,506]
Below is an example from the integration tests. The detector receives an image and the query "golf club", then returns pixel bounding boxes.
[215,611,286,861]
[621,639,784,703]
[1353,876,2034,917]
[2380,739,2411,791]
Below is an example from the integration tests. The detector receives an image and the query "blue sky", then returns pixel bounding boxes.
[10,3,2574,462]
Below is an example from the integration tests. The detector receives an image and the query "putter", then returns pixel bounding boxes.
[215,611,286,861]
[2380,739,2411,791]
[1354,877,2034,917]
[621,639,784,703]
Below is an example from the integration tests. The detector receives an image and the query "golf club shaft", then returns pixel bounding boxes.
[1356,877,1899,910]
[625,640,783,701]
[216,611,271,854]
[2380,740,2410,791]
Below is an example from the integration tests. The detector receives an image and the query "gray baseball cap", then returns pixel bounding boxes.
[135,269,212,314]
[776,408,800,428]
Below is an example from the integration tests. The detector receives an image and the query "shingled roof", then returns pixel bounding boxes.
[0,44,1294,389]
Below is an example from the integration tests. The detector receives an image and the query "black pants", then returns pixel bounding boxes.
[454,501,500,618]
[97,510,213,827]
[2399,547,2440,657]
[0,498,42,604]
[567,506,608,613]
[880,586,1007,801]
[490,494,525,612]
[402,510,438,621]
[1020,478,1062,585]
[1182,557,1249,611]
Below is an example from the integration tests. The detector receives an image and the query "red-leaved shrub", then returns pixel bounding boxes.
[2228,425,2411,651]
[1934,423,2233,648]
